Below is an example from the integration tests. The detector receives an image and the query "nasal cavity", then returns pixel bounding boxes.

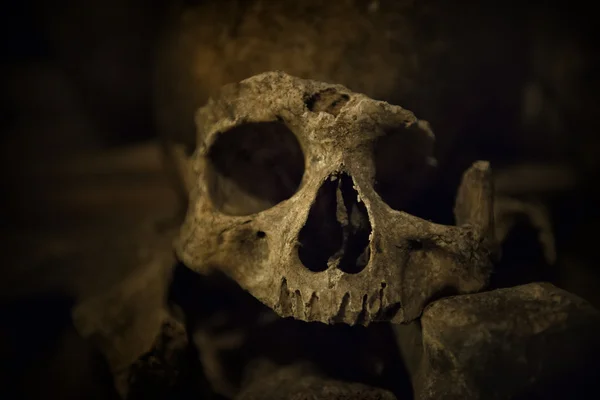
[298,172,372,273]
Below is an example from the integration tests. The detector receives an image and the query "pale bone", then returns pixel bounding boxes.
[175,71,496,326]
[236,361,397,400]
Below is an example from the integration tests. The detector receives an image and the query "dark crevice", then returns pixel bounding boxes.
[206,121,305,216]
[490,216,553,290]
[298,177,344,272]
[337,173,372,274]
[423,285,461,310]
[305,88,350,116]
[355,294,369,326]
[373,124,442,222]
[376,302,403,322]
[298,172,372,274]
[407,239,423,251]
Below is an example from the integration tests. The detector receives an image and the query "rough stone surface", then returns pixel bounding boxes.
[397,282,600,400]
[175,71,496,326]
[72,226,176,398]
[126,318,207,400]
[236,362,397,400]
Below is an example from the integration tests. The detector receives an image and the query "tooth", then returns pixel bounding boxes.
[356,294,370,326]
[332,292,351,324]
[294,290,304,318]
[307,292,321,321]
[278,278,292,317]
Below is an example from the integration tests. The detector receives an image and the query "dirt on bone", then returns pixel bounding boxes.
[175,71,495,326]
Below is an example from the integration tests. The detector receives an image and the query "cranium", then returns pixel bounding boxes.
[175,71,495,326]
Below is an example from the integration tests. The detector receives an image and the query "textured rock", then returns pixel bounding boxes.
[396,283,600,399]
[126,318,207,400]
[236,362,397,400]
[72,226,176,398]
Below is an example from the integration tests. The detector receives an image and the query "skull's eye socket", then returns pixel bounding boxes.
[373,124,437,219]
[206,121,305,216]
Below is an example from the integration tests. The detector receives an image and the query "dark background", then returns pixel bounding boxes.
[1,0,599,398]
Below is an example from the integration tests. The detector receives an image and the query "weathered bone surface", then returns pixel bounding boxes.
[176,71,495,325]
[395,282,600,399]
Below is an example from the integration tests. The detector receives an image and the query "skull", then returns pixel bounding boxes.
[175,71,495,326]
